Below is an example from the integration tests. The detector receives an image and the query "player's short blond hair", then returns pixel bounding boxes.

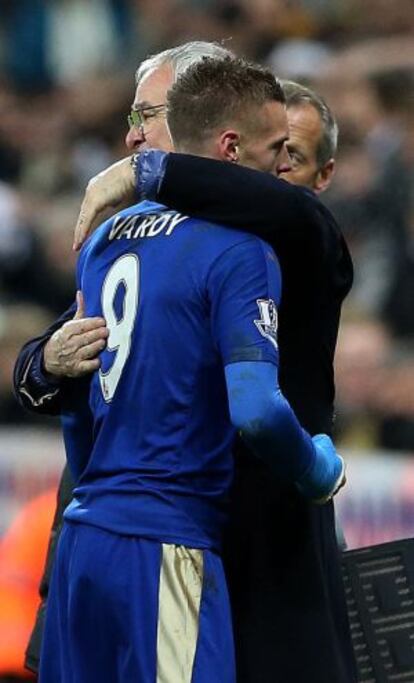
[167,56,285,152]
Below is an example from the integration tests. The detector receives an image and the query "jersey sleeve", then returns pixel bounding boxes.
[206,238,282,367]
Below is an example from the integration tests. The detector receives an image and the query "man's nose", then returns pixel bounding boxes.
[125,125,145,152]
[277,145,292,176]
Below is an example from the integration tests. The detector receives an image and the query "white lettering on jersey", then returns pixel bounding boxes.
[109,216,130,240]
[254,298,278,350]
[165,213,188,235]
[133,215,157,237]
[108,213,187,241]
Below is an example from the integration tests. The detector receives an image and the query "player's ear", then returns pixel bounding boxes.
[314,158,335,194]
[219,130,240,163]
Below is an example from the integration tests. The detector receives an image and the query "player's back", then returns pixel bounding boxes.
[64,201,257,551]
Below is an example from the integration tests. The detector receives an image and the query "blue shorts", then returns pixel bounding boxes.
[39,522,235,683]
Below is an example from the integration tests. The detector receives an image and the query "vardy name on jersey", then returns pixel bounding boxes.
[109,211,187,241]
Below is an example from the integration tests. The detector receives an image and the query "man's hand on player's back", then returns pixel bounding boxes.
[43,292,108,378]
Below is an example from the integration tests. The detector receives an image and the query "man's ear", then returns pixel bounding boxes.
[218,130,240,163]
[314,158,335,194]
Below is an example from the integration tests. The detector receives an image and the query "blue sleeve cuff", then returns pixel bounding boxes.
[296,434,344,501]
[135,150,168,201]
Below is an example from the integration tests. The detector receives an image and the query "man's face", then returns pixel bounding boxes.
[125,64,174,153]
[238,101,291,176]
[280,102,334,194]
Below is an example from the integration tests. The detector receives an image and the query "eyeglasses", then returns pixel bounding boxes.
[127,104,166,131]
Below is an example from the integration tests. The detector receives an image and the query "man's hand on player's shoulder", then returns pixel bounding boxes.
[43,292,108,378]
[73,157,135,251]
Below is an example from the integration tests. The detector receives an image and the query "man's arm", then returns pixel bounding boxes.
[73,151,334,252]
[14,295,108,415]
[14,302,76,415]
[139,152,348,271]
[143,151,307,237]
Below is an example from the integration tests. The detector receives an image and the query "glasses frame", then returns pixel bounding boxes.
[127,104,166,131]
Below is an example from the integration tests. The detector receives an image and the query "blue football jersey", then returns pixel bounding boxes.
[64,201,281,550]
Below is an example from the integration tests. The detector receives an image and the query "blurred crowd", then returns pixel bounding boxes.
[0,0,413,451]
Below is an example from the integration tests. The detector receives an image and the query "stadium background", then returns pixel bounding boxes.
[0,0,413,676]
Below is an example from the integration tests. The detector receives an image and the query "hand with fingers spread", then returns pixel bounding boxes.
[73,157,135,251]
[43,292,109,378]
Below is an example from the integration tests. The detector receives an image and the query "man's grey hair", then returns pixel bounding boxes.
[282,80,338,167]
[136,41,235,87]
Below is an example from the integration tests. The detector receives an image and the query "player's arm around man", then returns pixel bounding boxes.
[219,246,345,504]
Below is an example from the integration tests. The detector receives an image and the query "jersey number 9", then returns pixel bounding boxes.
[99,253,140,402]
